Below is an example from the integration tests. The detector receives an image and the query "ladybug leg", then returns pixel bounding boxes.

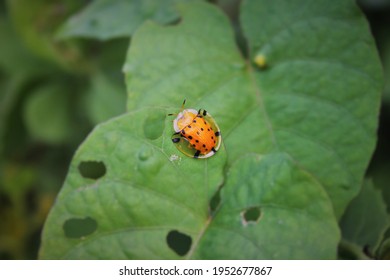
[197,109,208,117]
[193,150,201,158]
[171,132,181,143]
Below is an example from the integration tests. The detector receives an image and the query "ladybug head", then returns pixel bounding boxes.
[173,109,198,132]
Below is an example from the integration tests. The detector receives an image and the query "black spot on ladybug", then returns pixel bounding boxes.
[205,148,208,151]
[196,132,200,135]
[192,144,196,147]
[188,125,192,128]
[214,140,216,144]
[211,136,214,139]
[193,119,196,123]
[188,135,193,140]
[201,128,204,131]
[204,121,207,125]
[215,131,221,137]
[207,128,210,131]
[202,144,206,148]
[182,130,186,135]
[195,140,199,143]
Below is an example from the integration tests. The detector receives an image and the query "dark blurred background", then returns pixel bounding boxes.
[362,0,390,215]
[0,0,127,259]
[0,0,389,260]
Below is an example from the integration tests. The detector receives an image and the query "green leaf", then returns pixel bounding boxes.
[242,0,382,219]
[192,153,339,259]
[57,0,200,40]
[340,180,389,252]
[39,112,338,259]
[40,0,382,259]
[39,109,226,259]
[124,0,382,218]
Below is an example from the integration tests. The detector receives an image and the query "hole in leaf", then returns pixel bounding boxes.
[241,206,262,226]
[78,161,106,179]
[166,230,192,256]
[63,217,98,238]
[209,188,221,214]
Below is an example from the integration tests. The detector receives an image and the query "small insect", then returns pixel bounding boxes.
[168,99,221,159]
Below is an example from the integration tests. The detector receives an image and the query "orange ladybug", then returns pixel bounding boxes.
[169,99,221,159]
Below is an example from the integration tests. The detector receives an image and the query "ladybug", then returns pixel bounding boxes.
[169,99,221,159]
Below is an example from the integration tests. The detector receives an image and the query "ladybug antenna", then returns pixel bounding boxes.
[181,99,186,110]
[168,99,186,116]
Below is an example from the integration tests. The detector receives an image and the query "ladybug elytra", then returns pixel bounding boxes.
[169,99,221,159]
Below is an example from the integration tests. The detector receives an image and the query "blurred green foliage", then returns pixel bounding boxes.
[0,0,127,259]
[0,0,389,259]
